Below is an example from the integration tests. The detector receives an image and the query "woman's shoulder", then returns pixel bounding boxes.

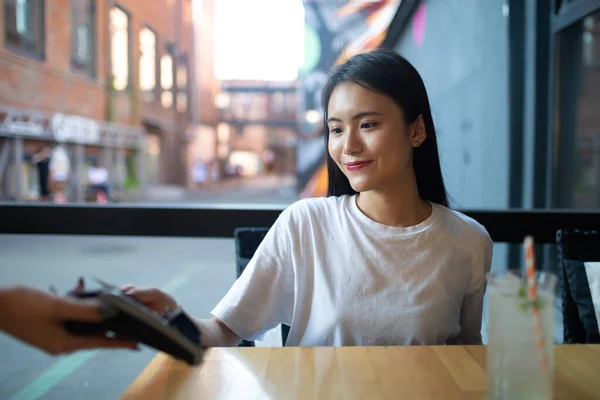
[271,196,348,239]
[435,205,493,251]
[283,195,349,219]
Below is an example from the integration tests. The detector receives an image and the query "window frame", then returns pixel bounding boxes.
[0,204,599,245]
[554,0,600,31]
[139,24,159,102]
[160,43,176,109]
[3,0,46,60]
[109,3,132,92]
[176,52,188,114]
[70,0,97,78]
[552,5,600,209]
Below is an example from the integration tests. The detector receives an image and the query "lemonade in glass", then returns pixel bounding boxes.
[486,270,557,400]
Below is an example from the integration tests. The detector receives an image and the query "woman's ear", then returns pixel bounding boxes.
[411,115,427,147]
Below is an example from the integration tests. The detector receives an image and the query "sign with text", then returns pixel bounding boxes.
[4,121,45,137]
[51,113,101,144]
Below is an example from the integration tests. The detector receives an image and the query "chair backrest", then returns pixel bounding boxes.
[557,229,600,344]
[234,227,270,278]
[234,227,290,346]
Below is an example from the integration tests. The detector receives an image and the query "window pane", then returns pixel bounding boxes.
[160,54,173,90]
[177,54,187,88]
[71,0,95,76]
[160,52,174,109]
[4,0,44,58]
[555,10,600,208]
[110,7,129,91]
[139,28,157,93]
[16,0,28,36]
[76,25,90,61]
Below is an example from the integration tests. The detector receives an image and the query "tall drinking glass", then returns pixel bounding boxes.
[487,270,557,400]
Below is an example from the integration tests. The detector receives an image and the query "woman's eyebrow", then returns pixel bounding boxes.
[327,111,382,123]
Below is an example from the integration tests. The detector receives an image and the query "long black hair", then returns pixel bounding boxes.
[321,49,449,207]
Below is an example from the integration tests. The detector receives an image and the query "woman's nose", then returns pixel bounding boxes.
[342,129,362,155]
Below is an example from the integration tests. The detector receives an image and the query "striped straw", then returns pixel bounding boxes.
[524,235,548,370]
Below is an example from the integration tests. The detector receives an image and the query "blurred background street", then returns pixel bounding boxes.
[122,174,297,204]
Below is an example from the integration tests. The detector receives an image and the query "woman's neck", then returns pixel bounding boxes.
[355,173,432,228]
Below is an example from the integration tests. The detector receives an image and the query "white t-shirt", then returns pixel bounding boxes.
[212,195,493,346]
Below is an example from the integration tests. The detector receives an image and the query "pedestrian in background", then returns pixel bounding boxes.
[32,146,51,202]
[49,145,71,203]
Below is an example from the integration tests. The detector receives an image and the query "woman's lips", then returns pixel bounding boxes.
[345,161,372,171]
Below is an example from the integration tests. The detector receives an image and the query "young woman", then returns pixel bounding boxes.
[124,49,493,348]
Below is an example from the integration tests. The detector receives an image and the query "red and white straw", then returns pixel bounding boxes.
[524,235,548,370]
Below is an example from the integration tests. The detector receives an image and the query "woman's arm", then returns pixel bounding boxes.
[454,281,486,344]
[121,286,242,348]
[122,206,298,348]
[194,317,241,347]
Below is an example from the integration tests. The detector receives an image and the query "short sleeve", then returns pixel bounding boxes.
[211,207,296,341]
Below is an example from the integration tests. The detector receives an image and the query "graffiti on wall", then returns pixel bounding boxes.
[296,0,401,197]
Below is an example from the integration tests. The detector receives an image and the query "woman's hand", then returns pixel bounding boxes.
[121,285,241,348]
[121,285,215,350]
[120,285,179,316]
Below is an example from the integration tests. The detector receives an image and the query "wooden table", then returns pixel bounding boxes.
[121,345,600,399]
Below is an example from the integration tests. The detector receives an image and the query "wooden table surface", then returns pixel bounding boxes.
[121,345,600,400]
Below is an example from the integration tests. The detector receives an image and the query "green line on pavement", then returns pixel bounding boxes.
[9,350,98,400]
[10,267,201,400]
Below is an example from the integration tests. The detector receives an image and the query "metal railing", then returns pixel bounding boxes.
[1,203,599,244]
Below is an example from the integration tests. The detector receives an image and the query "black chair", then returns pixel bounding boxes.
[234,227,290,347]
[556,229,600,344]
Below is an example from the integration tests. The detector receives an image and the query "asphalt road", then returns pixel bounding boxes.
[0,234,237,400]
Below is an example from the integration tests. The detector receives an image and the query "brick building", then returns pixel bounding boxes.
[0,0,196,201]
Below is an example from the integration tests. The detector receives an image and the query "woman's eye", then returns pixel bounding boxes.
[361,122,377,130]
[329,127,343,135]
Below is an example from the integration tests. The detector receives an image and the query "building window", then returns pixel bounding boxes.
[139,27,157,101]
[176,53,188,113]
[109,5,129,91]
[160,47,174,108]
[554,10,600,209]
[71,0,96,77]
[3,0,45,59]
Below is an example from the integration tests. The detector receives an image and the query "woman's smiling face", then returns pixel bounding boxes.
[327,82,424,193]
